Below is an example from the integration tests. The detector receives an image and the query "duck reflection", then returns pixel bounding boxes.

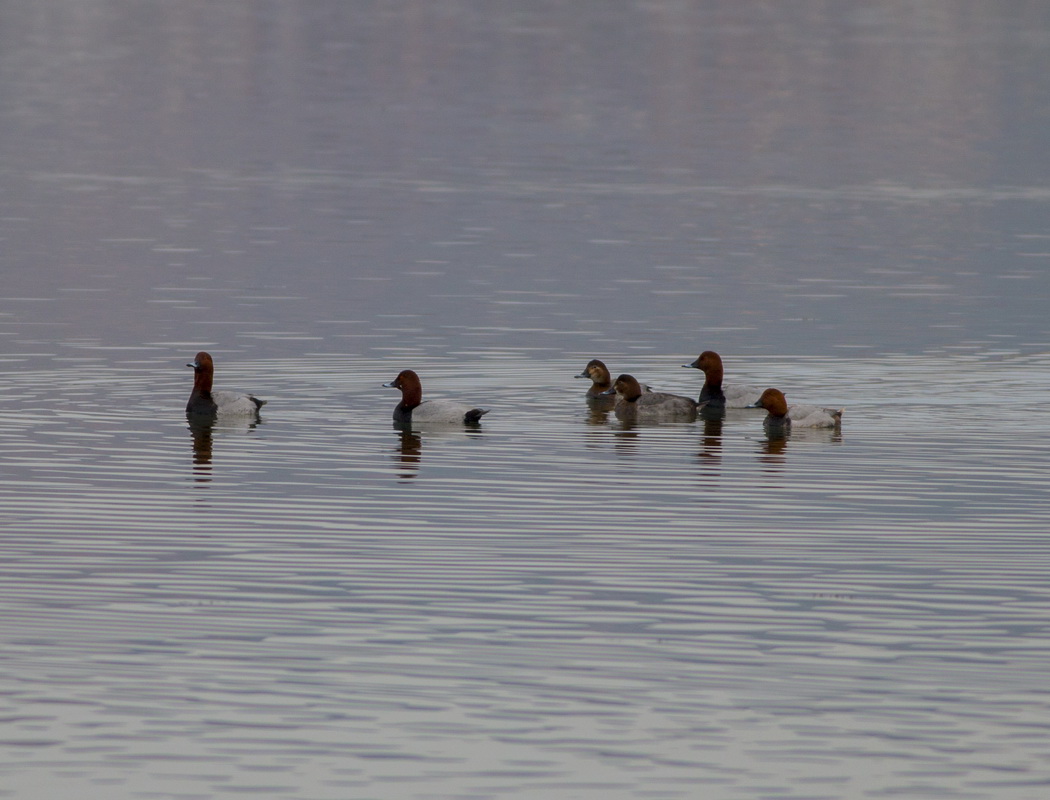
[757,428,790,464]
[391,428,423,480]
[187,416,214,483]
[389,425,484,480]
[609,421,642,453]
[186,413,260,486]
[755,426,843,466]
[584,396,614,425]
[697,415,724,462]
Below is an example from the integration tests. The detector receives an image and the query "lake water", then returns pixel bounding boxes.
[2,2,1050,799]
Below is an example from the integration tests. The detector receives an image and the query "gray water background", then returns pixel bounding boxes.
[2,2,1050,799]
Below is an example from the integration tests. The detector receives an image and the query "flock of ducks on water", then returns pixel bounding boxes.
[186,350,844,432]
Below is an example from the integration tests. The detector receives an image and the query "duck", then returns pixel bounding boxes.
[383,369,489,426]
[602,374,698,423]
[575,358,616,398]
[186,351,266,416]
[682,350,764,408]
[747,387,843,429]
[575,359,652,399]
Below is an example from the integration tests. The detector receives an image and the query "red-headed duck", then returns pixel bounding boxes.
[748,387,843,429]
[186,351,266,417]
[682,350,764,408]
[602,374,698,422]
[383,369,489,426]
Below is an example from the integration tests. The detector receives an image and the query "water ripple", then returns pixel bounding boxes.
[2,353,1049,798]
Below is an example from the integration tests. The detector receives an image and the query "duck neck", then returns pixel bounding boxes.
[702,362,723,389]
[399,385,422,410]
[699,382,725,403]
[193,366,213,396]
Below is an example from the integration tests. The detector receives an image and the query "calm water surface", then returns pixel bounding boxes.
[2,352,1048,799]
[2,2,1050,799]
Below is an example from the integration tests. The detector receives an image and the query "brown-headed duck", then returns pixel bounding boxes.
[383,369,488,426]
[682,350,764,408]
[575,359,651,399]
[186,351,266,417]
[602,374,698,423]
[748,387,843,430]
[575,359,616,398]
